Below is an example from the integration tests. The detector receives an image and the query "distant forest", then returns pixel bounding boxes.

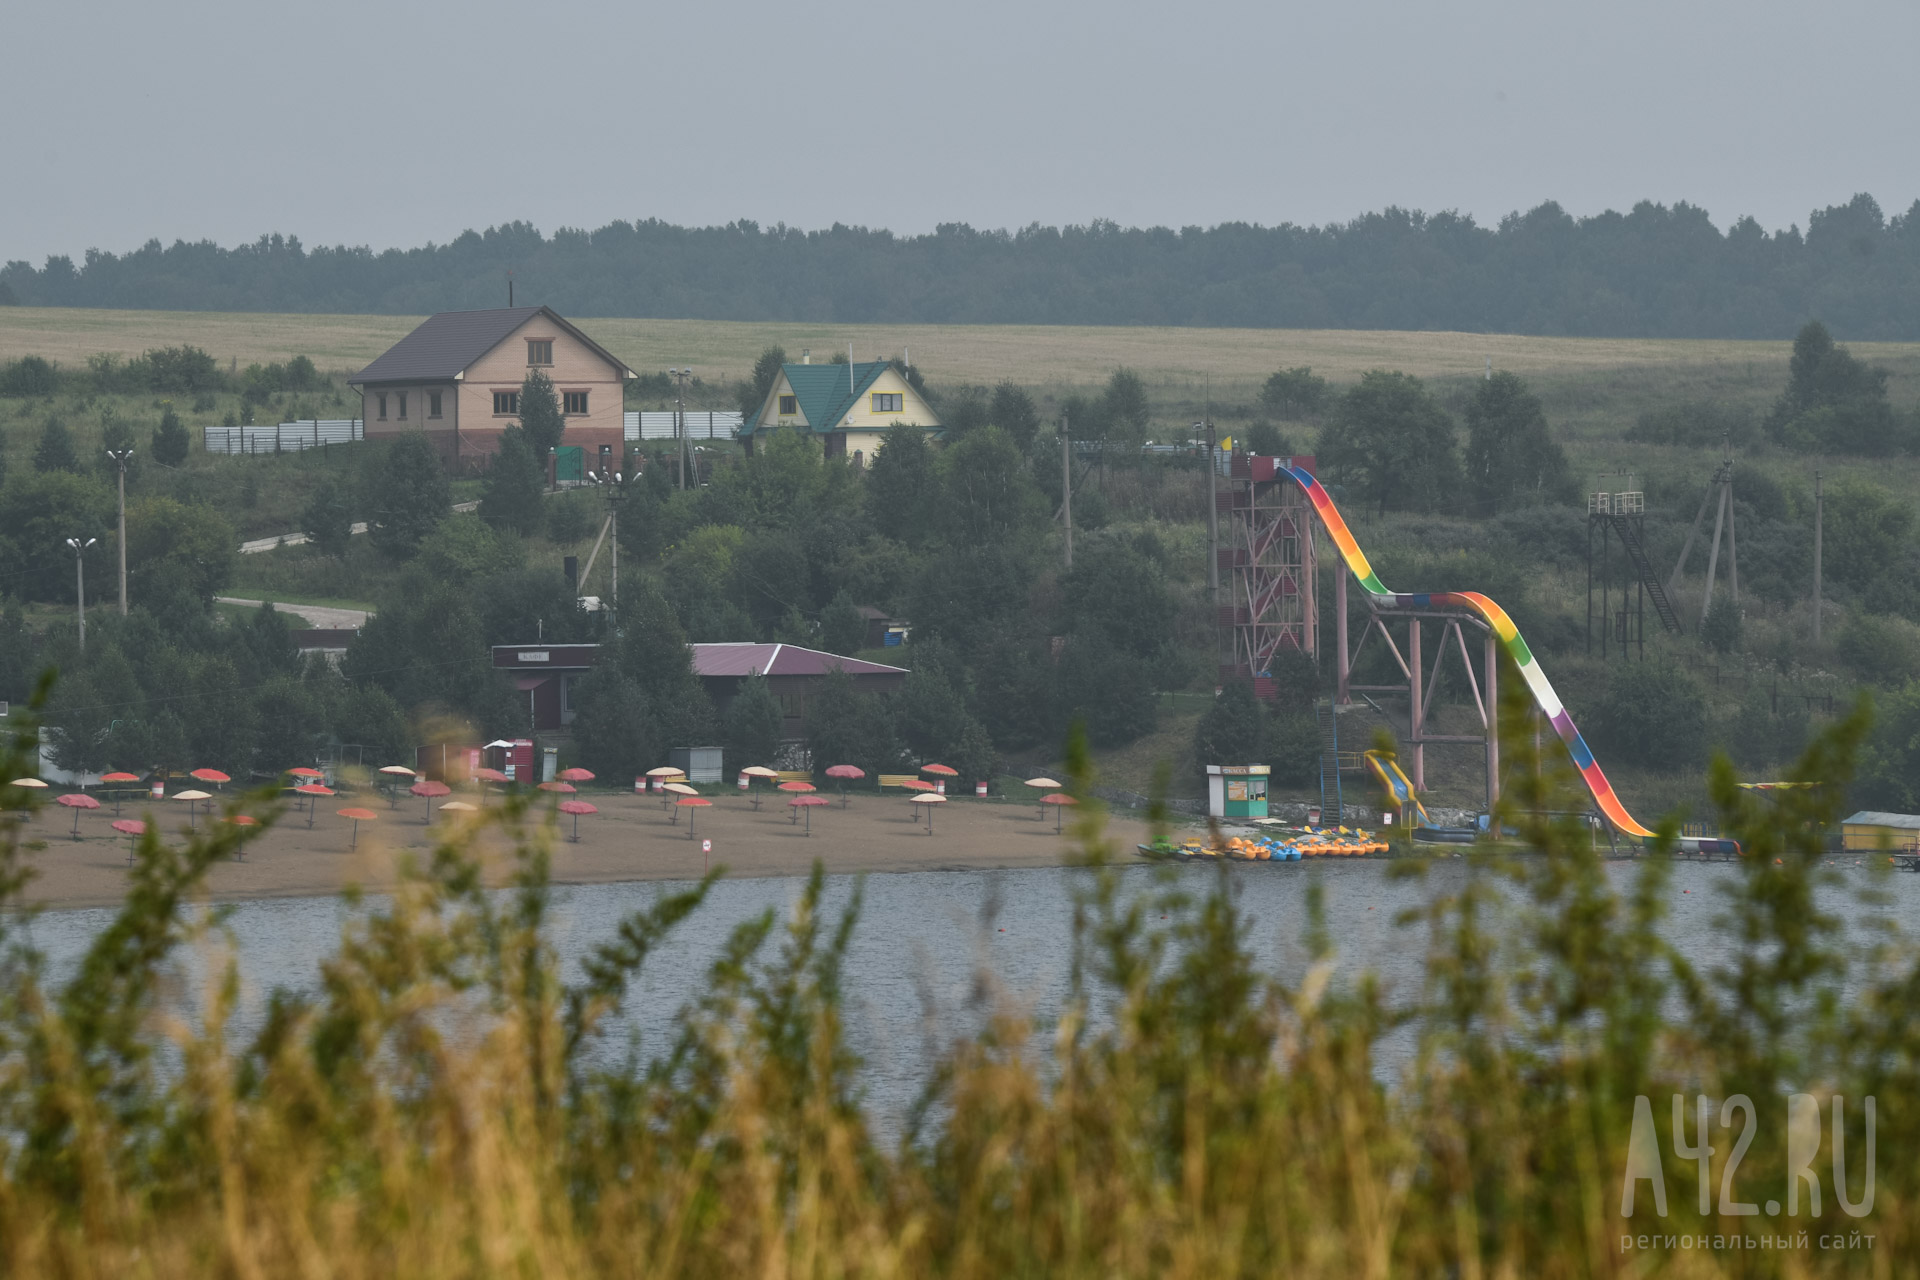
[5,194,1920,339]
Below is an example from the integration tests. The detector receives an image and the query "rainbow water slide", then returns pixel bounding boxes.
[1283,464,1737,855]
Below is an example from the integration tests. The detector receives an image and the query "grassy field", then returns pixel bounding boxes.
[9,304,1920,408]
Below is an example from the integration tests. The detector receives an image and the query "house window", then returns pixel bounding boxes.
[428,391,442,419]
[397,392,408,420]
[493,391,520,416]
[563,390,589,415]
[778,394,797,416]
[376,393,388,420]
[871,392,903,413]
[778,693,805,720]
[527,339,553,365]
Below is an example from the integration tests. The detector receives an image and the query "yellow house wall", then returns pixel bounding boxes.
[1842,823,1920,851]
[363,383,456,437]
[461,314,626,451]
[758,371,810,429]
[838,367,939,430]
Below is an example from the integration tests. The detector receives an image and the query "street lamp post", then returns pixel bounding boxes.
[105,447,134,615]
[667,367,691,490]
[586,468,629,625]
[66,537,98,651]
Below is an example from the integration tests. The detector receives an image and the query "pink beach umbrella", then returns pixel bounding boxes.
[558,768,595,783]
[825,764,863,806]
[410,779,451,822]
[112,818,145,861]
[537,780,576,794]
[56,791,100,840]
[788,792,829,835]
[1040,791,1078,832]
[337,807,378,850]
[557,798,597,841]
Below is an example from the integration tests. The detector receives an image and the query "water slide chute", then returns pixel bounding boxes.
[1363,749,1431,827]
[1283,464,1738,857]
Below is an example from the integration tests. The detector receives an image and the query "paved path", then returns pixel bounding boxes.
[216,598,371,628]
[238,500,480,555]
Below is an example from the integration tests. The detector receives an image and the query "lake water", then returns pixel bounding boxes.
[15,857,1919,1129]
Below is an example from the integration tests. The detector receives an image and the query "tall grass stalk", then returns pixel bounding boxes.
[0,676,1912,1275]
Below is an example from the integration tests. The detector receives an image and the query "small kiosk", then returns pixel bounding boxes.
[1206,764,1270,820]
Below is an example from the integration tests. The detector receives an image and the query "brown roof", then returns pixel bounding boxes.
[690,643,908,679]
[349,306,633,386]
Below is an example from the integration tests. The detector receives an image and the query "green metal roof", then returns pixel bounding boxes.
[761,361,892,434]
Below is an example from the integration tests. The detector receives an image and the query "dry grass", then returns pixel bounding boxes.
[11,305,1920,404]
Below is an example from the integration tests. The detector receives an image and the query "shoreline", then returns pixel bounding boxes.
[8,790,1154,913]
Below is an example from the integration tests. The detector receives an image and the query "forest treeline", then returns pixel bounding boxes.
[5,195,1920,338]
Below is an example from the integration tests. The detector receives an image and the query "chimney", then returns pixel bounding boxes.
[801,349,810,364]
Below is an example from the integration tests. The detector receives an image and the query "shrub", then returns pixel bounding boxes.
[150,404,191,466]
[0,355,56,397]
[1581,660,1707,770]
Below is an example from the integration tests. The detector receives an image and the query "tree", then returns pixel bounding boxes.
[1061,536,1178,665]
[231,601,301,685]
[1765,321,1901,455]
[571,667,661,782]
[518,368,565,464]
[1581,662,1707,771]
[739,346,787,418]
[302,476,354,559]
[1098,368,1151,450]
[1244,420,1293,456]
[1699,597,1743,654]
[1821,479,1911,594]
[724,671,783,771]
[1054,636,1157,748]
[1193,681,1264,766]
[367,434,451,560]
[0,470,113,601]
[126,496,237,608]
[253,676,323,772]
[819,590,867,656]
[988,382,1040,449]
[477,426,546,535]
[1463,372,1571,514]
[1317,371,1460,515]
[33,417,79,473]
[1261,367,1328,420]
[150,403,191,466]
[864,426,936,547]
[805,667,900,781]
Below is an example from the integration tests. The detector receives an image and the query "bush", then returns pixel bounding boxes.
[150,404,191,466]
[1581,661,1707,770]
[0,355,56,397]
[1836,612,1920,685]
[1699,596,1743,653]
[1193,681,1264,766]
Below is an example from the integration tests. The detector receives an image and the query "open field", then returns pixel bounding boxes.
[9,305,1920,407]
[13,785,1151,910]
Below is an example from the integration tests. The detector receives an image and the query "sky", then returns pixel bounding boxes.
[6,0,1918,266]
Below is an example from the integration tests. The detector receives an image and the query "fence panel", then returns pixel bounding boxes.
[624,411,743,442]
[201,419,365,455]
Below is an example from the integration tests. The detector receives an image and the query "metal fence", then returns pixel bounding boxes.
[624,411,742,441]
[202,420,365,454]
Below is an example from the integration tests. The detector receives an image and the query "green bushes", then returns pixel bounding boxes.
[1581,660,1708,770]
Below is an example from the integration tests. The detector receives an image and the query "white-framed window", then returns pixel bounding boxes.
[527,339,553,365]
[871,392,903,413]
[493,391,520,415]
[563,390,588,415]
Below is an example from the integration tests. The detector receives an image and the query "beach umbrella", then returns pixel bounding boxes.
[6,778,48,790]
[378,765,416,777]
[537,780,576,794]
[226,813,259,858]
[558,768,595,783]
[557,798,597,842]
[112,818,145,861]
[1040,791,1078,832]
[438,800,478,822]
[289,767,324,780]
[646,766,684,794]
[100,771,141,816]
[825,763,863,806]
[410,779,451,822]
[911,792,949,834]
[663,781,698,821]
[292,784,332,828]
[378,764,416,808]
[190,768,231,790]
[676,796,711,839]
[56,791,100,840]
[740,765,778,809]
[174,788,214,830]
[338,807,378,850]
[473,767,509,803]
[1024,776,1062,789]
[788,793,829,835]
[921,762,958,795]
[777,780,816,793]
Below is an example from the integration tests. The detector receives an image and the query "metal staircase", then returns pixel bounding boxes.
[1315,702,1344,823]
[1607,513,1684,635]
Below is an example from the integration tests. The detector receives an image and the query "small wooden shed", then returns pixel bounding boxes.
[1841,811,1920,852]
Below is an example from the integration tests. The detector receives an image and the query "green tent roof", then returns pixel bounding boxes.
[766,361,893,434]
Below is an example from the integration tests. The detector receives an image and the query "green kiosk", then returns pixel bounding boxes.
[1206,764,1270,820]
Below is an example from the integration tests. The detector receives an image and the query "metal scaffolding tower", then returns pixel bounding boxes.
[1216,453,1317,692]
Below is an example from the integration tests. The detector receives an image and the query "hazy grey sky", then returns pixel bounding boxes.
[7,0,1917,266]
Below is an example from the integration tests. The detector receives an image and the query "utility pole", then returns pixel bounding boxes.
[1060,414,1073,570]
[587,467,627,625]
[66,537,97,652]
[1203,419,1219,601]
[106,447,133,615]
[668,368,690,490]
[1813,469,1824,644]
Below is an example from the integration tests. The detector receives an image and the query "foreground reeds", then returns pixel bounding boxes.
[0,677,1914,1277]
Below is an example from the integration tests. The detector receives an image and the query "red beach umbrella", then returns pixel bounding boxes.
[825,763,863,806]
[676,795,711,838]
[788,792,829,835]
[292,784,331,827]
[56,791,100,840]
[777,780,816,793]
[112,817,146,861]
[558,768,595,782]
[537,780,575,793]
[191,768,231,788]
[225,812,260,859]
[557,798,597,841]
[101,771,141,816]
[337,807,378,849]
[921,763,958,775]
[288,767,324,780]
[410,779,451,821]
[1040,791,1078,832]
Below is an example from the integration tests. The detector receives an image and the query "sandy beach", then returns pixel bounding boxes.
[9,788,1153,911]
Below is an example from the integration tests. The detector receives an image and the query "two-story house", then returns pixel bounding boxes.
[740,356,941,465]
[349,306,635,468]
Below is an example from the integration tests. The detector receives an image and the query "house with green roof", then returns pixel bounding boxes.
[740,356,941,465]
